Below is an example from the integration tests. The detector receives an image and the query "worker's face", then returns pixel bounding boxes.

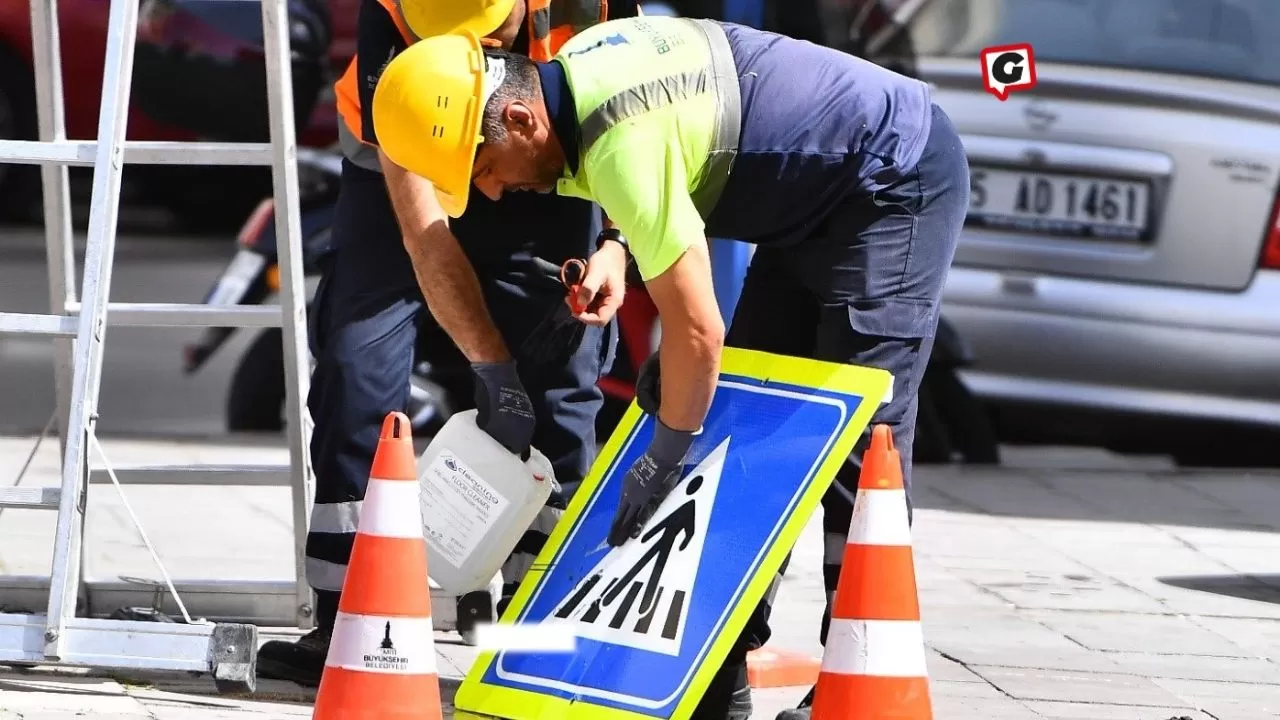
[486,0,526,50]
[472,100,565,201]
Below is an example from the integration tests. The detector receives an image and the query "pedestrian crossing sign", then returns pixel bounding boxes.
[453,347,893,720]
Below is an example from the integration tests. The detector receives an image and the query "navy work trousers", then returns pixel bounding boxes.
[715,103,969,676]
[304,161,615,630]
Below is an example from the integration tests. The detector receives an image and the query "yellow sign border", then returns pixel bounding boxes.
[454,347,892,720]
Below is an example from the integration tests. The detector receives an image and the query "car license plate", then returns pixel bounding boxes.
[968,168,1151,240]
[206,250,267,306]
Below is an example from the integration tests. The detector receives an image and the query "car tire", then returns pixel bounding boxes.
[921,364,1002,465]
[913,379,956,464]
[0,46,40,223]
[226,328,287,433]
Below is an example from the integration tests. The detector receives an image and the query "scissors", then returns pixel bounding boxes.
[560,258,589,314]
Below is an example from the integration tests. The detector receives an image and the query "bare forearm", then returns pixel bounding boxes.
[404,227,510,362]
[644,239,724,432]
[380,152,510,362]
[657,326,721,432]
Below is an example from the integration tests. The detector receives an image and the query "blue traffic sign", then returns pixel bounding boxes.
[454,348,891,720]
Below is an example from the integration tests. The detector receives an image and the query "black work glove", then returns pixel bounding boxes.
[634,352,660,415]
[607,418,694,546]
[471,360,536,460]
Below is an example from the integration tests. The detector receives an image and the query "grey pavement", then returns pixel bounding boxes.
[2,228,1279,716]
[1,435,1278,719]
[0,227,308,438]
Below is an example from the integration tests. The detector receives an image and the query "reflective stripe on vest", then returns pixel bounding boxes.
[338,117,384,172]
[579,18,740,221]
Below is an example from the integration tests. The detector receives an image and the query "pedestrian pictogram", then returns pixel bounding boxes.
[453,348,894,720]
[980,43,1036,100]
[551,438,728,656]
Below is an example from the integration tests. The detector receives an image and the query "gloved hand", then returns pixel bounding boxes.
[472,360,536,460]
[635,352,660,415]
[607,418,694,546]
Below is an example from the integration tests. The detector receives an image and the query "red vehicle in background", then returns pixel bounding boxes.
[0,0,357,226]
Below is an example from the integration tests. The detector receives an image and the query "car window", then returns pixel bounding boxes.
[905,0,1280,86]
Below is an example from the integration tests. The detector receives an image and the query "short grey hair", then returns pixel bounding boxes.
[479,48,542,144]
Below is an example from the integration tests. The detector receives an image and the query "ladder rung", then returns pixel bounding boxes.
[0,312,78,337]
[89,464,291,487]
[0,140,274,167]
[65,302,284,328]
[0,487,61,509]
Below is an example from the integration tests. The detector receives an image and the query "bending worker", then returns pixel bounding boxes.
[255,0,640,687]
[372,14,969,720]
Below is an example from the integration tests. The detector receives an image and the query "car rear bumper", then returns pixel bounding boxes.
[941,267,1280,427]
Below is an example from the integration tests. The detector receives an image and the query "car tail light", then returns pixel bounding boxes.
[1262,193,1280,270]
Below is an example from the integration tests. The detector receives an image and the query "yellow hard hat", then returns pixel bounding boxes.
[373,31,509,218]
[395,0,517,41]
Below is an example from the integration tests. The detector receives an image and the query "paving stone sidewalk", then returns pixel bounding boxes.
[1,440,1278,718]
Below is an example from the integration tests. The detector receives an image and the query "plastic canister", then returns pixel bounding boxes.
[417,409,556,595]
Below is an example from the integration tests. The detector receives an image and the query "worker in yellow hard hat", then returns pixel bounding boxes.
[396,0,517,41]
[370,31,506,218]
[254,0,643,690]
[370,14,969,720]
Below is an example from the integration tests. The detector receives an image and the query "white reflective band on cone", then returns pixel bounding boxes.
[326,612,438,674]
[821,619,928,677]
[359,479,426,539]
[847,488,912,547]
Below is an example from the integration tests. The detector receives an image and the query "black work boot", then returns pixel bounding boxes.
[774,684,814,720]
[692,660,752,720]
[256,626,332,687]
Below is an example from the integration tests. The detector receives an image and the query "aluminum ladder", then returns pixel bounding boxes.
[0,0,314,692]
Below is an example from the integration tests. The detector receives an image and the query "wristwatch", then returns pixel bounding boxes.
[597,227,629,253]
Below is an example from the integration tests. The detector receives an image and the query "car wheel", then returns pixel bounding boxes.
[922,364,1002,465]
[0,47,40,223]
[913,378,955,464]
[226,328,287,432]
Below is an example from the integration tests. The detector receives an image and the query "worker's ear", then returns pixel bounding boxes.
[504,101,539,136]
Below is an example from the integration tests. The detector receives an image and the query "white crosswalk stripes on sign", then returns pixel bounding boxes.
[550,437,731,656]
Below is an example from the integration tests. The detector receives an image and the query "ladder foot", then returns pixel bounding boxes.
[210,623,258,695]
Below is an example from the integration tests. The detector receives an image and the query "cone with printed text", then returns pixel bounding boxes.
[313,412,442,720]
[810,424,932,719]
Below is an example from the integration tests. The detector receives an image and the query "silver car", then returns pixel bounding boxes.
[891,0,1280,464]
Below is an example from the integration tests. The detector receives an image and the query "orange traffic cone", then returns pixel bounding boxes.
[313,412,442,720]
[810,424,932,719]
